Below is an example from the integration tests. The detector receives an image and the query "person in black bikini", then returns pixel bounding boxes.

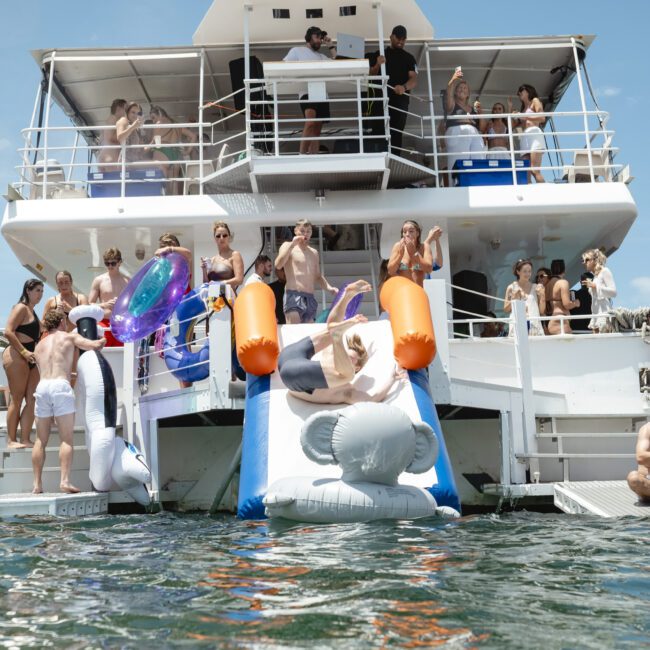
[2,279,44,448]
[42,270,88,332]
[201,221,244,291]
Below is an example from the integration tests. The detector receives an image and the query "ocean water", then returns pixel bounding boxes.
[0,512,648,649]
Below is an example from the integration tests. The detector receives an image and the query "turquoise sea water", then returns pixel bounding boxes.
[0,512,648,648]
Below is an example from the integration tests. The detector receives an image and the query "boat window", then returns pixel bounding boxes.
[272,8,290,19]
[339,5,356,16]
[306,8,323,19]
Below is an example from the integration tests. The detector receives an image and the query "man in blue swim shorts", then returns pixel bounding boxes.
[275,219,338,324]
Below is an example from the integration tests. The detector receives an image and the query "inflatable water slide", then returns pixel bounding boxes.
[234,279,461,521]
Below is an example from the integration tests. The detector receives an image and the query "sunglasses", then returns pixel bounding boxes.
[583,258,593,263]
[215,233,229,239]
[105,260,119,267]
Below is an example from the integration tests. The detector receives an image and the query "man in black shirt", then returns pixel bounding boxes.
[570,272,593,331]
[367,25,418,155]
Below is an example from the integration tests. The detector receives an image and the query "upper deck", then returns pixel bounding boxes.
[0,0,637,300]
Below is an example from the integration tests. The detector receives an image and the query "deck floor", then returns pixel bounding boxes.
[0,491,108,517]
[554,481,650,517]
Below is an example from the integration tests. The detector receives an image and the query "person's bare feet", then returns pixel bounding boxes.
[345,280,372,295]
[60,483,80,494]
[32,485,43,494]
[20,440,34,449]
[7,441,27,449]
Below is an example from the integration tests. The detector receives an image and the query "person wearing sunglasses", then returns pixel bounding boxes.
[581,249,617,333]
[88,248,129,347]
[201,222,244,292]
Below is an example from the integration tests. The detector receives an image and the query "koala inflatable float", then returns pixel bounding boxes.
[263,402,460,522]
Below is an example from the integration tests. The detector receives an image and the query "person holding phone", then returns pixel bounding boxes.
[444,67,486,175]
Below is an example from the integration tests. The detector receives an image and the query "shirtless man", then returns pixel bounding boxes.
[32,311,106,494]
[88,247,129,347]
[275,219,337,323]
[97,99,127,172]
[627,423,650,502]
[278,280,403,404]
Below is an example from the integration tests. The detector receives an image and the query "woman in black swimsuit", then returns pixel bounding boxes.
[42,270,88,332]
[2,279,44,448]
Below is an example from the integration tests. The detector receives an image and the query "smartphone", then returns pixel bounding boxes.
[570,290,576,302]
[455,66,462,74]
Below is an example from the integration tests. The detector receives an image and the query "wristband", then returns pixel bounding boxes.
[20,349,30,358]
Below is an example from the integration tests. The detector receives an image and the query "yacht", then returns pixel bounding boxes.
[1,0,644,517]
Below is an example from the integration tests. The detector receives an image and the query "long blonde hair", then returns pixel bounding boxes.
[582,249,606,275]
[346,333,368,370]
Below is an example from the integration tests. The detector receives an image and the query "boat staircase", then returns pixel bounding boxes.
[0,425,110,516]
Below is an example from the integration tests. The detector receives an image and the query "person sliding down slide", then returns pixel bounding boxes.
[278,280,403,404]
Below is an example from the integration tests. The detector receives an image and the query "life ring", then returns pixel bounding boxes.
[111,252,190,343]
[163,283,211,383]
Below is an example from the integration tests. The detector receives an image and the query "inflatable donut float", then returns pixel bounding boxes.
[111,252,190,343]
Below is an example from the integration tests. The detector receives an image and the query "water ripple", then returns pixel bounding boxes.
[0,512,647,648]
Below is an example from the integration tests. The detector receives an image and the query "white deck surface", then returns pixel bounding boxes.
[554,481,650,517]
[0,491,108,517]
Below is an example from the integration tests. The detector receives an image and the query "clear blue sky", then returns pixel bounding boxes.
[0,1,648,325]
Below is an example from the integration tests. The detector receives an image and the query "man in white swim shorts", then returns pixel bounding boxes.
[32,311,106,494]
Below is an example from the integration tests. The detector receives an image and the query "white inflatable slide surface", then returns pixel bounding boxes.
[237,320,460,518]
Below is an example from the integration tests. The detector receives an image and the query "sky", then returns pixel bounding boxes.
[0,0,648,325]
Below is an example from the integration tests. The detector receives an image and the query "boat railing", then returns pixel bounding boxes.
[16,121,221,199]
[13,94,629,199]
[245,74,391,155]
[427,109,624,185]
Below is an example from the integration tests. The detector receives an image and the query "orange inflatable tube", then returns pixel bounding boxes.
[234,282,279,375]
[379,276,436,370]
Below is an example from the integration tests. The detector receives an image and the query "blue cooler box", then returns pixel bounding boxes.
[453,159,529,186]
[88,168,165,197]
